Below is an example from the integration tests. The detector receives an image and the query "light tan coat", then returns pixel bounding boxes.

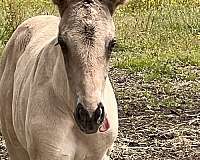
[0,15,118,160]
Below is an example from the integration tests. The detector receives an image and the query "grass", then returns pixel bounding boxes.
[0,0,57,51]
[0,0,200,80]
[113,1,200,80]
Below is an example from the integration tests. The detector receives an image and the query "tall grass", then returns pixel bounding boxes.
[0,0,57,51]
[113,0,200,80]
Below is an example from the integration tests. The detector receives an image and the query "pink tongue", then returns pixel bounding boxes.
[99,117,110,132]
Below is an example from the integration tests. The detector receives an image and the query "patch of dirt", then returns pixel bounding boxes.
[109,68,200,160]
[0,68,200,159]
[0,136,8,160]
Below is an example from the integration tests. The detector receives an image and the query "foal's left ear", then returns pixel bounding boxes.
[52,0,68,5]
[114,0,128,5]
[103,0,128,15]
[52,0,70,15]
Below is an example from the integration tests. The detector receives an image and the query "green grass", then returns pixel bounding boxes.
[113,1,200,80]
[0,0,57,51]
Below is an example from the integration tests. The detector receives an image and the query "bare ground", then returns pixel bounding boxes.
[109,68,200,160]
[0,68,200,160]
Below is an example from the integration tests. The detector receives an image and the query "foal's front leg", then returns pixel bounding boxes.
[26,121,76,160]
[28,139,75,160]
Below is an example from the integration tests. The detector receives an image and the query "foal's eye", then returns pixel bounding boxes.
[58,36,67,49]
[57,35,69,65]
[108,39,117,55]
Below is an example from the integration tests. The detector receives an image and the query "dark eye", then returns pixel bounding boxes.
[108,39,117,54]
[58,36,67,49]
[57,35,69,65]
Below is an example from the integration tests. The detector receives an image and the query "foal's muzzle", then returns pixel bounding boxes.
[74,102,105,134]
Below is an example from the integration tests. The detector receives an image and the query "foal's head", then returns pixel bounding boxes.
[53,0,127,134]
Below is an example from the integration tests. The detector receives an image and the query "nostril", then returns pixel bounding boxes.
[94,103,105,124]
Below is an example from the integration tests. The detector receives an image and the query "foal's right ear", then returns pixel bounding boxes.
[52,0,65,5]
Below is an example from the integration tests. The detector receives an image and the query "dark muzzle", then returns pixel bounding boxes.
[74,102,105,134]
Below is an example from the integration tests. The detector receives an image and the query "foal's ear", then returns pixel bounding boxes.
[104,0,128,15]
[52,0,66,5]
[52,0,69,15]
[114,0,128,5]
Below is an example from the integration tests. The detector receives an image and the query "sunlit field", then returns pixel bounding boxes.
[0,1,200,159]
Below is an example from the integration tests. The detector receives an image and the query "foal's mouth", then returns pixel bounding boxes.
[99,116,110,133]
